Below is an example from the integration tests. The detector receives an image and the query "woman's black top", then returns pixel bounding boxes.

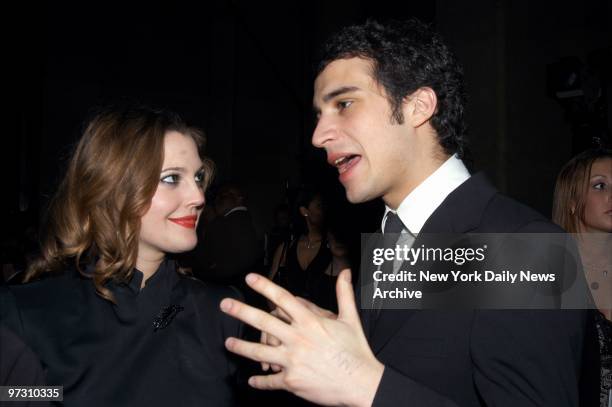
[0,259,242,406]
[273,238,336,311]
[595,311,611,407]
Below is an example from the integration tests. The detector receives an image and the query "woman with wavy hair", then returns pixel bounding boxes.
[0,106,241,406]
[553,148,611,407]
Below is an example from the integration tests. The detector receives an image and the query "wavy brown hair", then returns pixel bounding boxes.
[552,148,612,233]
[26,106,214,302]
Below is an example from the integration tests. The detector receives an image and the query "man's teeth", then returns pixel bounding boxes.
[334,156,348,166]
[333,155,358,174]
[334,156,353,166]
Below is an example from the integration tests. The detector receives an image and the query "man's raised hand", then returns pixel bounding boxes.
[220,269,384,407]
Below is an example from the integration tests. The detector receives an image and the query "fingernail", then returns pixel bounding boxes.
[246,273,258,284]
[220,298,232,312]
[248,377,255,387]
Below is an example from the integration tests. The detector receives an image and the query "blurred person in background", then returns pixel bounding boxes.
[269,187,332,309]
[553,147,612,407]
[189,183,260,287]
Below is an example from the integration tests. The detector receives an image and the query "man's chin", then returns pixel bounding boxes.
[345,188,373,204]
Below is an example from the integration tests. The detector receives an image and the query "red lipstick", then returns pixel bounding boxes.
[168,215,197,229]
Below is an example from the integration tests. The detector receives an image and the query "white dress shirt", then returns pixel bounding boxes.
[382,154,471,235]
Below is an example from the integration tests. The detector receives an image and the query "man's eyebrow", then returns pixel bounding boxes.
[313,86,361,114]
[322,86,361,103]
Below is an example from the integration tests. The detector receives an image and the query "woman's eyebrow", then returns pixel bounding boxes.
[161,167,186,173]
[162,166,206,173]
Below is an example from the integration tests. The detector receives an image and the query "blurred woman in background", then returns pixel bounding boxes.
[269,188,333,309]
[553,148,611,407]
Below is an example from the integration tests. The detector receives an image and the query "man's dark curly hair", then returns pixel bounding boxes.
[316,18,468,158]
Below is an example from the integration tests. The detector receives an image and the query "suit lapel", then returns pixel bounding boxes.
[367,173,497,354]
[369,231,431,353]
[358,232,383,339]
[370,308,417,353]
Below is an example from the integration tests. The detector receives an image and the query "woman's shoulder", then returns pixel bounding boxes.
[0,269,84,338]
[176,274,243,337]
[178,274,243,303]
[4,268,84,306]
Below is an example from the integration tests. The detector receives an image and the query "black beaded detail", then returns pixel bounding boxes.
[153,305,184,331]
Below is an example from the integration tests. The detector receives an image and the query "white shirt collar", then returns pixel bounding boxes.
[382,154,470,234]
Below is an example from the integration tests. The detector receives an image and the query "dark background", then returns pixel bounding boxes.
[3,0,611,242]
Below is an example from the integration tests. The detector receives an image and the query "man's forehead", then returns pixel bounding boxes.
[314,57,376,98]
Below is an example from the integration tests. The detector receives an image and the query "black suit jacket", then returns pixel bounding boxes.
[363,173,592,407]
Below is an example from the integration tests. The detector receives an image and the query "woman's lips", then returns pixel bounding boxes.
[168,215,197,229]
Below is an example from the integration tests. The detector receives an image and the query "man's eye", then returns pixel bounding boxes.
[338,100,353,110]
[161,174,180,184]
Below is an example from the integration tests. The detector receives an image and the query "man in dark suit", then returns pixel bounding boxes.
[219,19,591,406]
[189,184,260,286]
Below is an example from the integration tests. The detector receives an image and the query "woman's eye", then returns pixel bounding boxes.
[592,182,606,191]
[161,174,180,185]
[195,172,205,186]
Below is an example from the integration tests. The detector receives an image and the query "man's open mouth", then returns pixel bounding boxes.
[333,154,360,174]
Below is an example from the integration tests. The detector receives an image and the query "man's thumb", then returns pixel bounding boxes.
[336,268,359,323]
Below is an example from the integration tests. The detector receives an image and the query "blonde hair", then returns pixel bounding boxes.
[552,148,612,233]
[26,106,214,301]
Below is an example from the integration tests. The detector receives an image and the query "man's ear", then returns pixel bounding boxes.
[404,87,437,127]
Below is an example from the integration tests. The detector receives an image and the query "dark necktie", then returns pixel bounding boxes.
[384,212,405,235]
[370,212,406,330]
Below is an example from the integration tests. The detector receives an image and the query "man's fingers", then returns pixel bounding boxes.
[248,373,286,390]
[336,269,360,324]
[272,297,336,321]
[267,334,281,346]
[244,273,310,323]
[260,331,270,371]
[260,308,292,371]
[220,298,294,342]
[271,306,291,323]
[295,297,338,319]
[225,337,285,365]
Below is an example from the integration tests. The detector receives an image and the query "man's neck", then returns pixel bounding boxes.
[384,153,449,209]
[382,154,471,234]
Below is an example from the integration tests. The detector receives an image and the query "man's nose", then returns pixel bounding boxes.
[312,116,337,148]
